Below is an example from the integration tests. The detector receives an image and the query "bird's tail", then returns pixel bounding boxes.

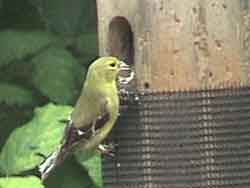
[39,112,112,179]
[38,149,59,179]
[39,144,76,179]
[39,120,80,179]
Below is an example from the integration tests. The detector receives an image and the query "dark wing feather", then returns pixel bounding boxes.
[59,110,110,157]
[39,105,110,180]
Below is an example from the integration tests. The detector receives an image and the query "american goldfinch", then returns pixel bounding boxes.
[39,56,133,179]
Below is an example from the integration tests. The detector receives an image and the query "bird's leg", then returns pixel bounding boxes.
[91,112,109,136]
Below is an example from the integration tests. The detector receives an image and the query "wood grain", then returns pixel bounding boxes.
[97,0,248,90]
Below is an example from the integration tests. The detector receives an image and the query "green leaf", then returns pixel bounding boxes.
[29,0,97,35]
[0,60,34,85]
[0,31,58,67]
[0,176,44,188]
[75,151,103,188]
[0,105,33,151]
[45,157,93,188]
[31,47,85,104]
[0,0,44,30]
[76,33,98,56]
[0,83,37,106]
[0,103,73,175]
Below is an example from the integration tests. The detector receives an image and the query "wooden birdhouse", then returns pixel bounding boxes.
[96,1,250,187]
[97,0,249,91]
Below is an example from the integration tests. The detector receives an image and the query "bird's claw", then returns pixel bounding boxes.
[98,143,117,157]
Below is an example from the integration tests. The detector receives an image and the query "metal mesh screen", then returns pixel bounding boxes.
[103,86,250,188]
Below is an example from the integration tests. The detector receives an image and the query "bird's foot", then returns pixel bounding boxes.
[98,143,117,157]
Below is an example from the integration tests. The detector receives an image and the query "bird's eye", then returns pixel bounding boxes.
[110,62,116,67]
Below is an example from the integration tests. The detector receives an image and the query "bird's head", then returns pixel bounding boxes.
[87,56,130,83]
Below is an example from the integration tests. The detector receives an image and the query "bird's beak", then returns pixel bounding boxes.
[119,61,130,71]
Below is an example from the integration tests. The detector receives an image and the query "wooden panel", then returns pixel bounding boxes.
[97,0,248,90]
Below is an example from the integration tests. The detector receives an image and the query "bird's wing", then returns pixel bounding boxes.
[60,99,110,157]
[39,100,111,180]
[71,91,107,130]
[63,105,110,151]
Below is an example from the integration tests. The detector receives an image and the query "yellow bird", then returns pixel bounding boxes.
[39,56,133,179]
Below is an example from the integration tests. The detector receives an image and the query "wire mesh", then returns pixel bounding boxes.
[103,86,250,188]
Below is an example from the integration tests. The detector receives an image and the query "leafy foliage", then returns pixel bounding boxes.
[31,47,85,104]
[0,31,58,67]
[77,34,98,56]
[75,151,103,188]
[45,157,93,188]
[29,0,97,35]
[0,0,44,30]
[0,105,33,151]
[0,176,44,188]
[0,83,37,106]
[0,0,102,187]
[0,104,72,175]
